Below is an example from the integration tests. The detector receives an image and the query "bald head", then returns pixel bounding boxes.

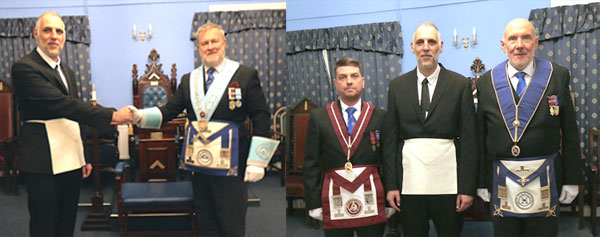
[500,18,538,71]
[503,18,536,39]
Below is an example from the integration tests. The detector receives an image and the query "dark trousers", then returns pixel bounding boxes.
[492,215,558,237]
[324,223,386,237]
[24,169,83,237]
[192,173,247,237]
[401,195,463,237]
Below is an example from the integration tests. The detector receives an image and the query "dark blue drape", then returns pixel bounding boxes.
[286,21,403,109]
[190,10,286,113]
[0,16,93,102]
[530,2,600,199]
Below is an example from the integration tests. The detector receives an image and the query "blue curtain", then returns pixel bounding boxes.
[530,2,600,199]
[286,21,403,109]
[190,10,286,113]
[0,16,93,102]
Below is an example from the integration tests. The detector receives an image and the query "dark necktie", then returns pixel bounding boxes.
[515,72,527,98]
[206,68,216,89]
[421,78,430,119]
[346,107,356,135]
[54,66,68,92]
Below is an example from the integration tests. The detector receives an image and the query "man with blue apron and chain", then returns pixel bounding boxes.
[476,18,583,236]
[130,22,278,236]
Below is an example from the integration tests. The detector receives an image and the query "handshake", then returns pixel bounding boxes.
[110,106,143,125]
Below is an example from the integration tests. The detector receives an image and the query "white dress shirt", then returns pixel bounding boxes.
[416,63,441,105]
[37,47,68,92]
[507,60,534,92]
[339,98,362,126]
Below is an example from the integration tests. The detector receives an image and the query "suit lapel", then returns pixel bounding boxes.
[406,69,425,124]
[60,62,78,98]
[32,50,69,95]
[427,65,449,119]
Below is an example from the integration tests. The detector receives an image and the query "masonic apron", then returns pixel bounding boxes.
[321,101,386,229]
[27,118,85,174]
[490,58,558,218]
[401,138,457,195]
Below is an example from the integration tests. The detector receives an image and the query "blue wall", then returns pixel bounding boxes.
[287,0,550,77]
[0,0,283,109]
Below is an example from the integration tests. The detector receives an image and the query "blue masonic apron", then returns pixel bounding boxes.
[490,58,558,218]
[179,59,242,176]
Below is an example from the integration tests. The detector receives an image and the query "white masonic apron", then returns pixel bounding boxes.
[401,138,457,194]
[27,118,85,174]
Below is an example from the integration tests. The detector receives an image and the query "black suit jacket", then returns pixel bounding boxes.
[382,65,478,196]
[11,49,113,174]
[303,101,386,210]
[158,63,271,171]
[476,60,583,188]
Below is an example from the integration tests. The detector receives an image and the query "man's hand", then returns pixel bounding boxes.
[127,105,142,124]
[112,106,133,124]
[559,185,579,204]
[477,188,490,202]
[243,165,265,182]
[309,208,323,221]
[456,194,473,212]
[386,190,401,211]
[82,163,92,178]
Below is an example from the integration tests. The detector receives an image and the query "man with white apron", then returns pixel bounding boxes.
[476,18,582,236]
[11,11,133,236]
[131,22,277,236]
[383,22,478,236]
[304,58,388,236]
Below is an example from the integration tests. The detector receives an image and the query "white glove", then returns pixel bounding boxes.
[559,185,579,204]
[127,105,142,124]
[385,207,396,218]
[309,208,323,221]
[477,188,490,202]
[243,165,265,182]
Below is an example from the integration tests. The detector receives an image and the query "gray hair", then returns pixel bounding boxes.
[412,22,442,46]
[35,11,64,33]
[195,22,226,40]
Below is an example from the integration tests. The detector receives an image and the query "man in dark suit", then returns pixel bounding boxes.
[383,22,478,236]
[476,18,582,237]
[11,11,132,236]
[131,22,272,236]
[304,58,387,236]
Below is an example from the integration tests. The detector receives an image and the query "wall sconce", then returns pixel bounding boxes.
[453,27,477,50]
[133,24,152,42]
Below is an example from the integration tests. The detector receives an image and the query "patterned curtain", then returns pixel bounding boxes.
[286,21,403,109]
[529,3,600,199]
[190,10,286,113]
[0,16,93,102]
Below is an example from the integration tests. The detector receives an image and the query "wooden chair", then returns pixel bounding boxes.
[269,106,287,186]
[114,49,195,236]
[285,98,317,228]
[132,49,184,182]
[587,127,600,235]
[115,160,195,236]
[0,79,19,195]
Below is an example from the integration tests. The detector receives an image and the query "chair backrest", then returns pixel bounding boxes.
[0,80,15,141]
[591,127,600,166]
[272,107,287,140]
[288,98,317,173]
[132,49,177,109]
